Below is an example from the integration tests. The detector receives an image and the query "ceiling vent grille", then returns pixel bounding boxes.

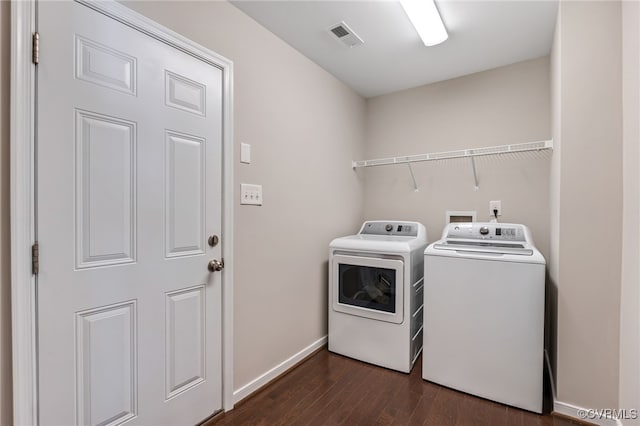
[329,21,364,47]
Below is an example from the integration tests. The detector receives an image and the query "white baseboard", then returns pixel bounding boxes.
[233,335,327,404]
[553,400,624,426]
[546,351,624,425]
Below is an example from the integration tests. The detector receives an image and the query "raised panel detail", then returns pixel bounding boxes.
[165,71,206,116]
[165,130,205,257]
[165,286,206,399]
[76,301,137,426]
[76,110,136,269]
[75,35,137,95]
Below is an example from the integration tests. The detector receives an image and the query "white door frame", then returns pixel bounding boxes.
[10,1,235,423]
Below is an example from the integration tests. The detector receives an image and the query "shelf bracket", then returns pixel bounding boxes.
[470,156,479,191]
[407,162,419,192]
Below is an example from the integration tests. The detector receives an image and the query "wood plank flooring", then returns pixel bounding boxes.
[206,348,586,426]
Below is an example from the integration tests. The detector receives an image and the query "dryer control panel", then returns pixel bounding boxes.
[445,223,526,241]
[360,221,419,237]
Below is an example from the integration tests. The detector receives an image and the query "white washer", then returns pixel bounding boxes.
[329,221,428,373]
[423,222,546,413]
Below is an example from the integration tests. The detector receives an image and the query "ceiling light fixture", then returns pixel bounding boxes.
[400,0,448,47]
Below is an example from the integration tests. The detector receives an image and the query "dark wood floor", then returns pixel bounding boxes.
[206,348,586,426]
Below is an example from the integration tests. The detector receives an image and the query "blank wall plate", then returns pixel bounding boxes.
[241,183,262,205]
[240,143,251,164]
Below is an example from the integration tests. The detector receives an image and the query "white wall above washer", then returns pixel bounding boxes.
[230,0,558,98]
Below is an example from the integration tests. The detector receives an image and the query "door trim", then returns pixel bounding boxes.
[10,1,235,424]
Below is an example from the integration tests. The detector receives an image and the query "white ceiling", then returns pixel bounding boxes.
[231,0,559,98]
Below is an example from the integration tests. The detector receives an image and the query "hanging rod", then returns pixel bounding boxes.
[351,140,553,169]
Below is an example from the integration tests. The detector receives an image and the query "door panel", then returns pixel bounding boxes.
[37,2,223,424]
[75,35,137,96]
[165,71,206,116]
[76,301,137,426]
[76,110,137,268]
[165,130,206,257]
[165,286,205,399]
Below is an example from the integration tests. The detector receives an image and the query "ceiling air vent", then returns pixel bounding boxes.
[329,21,364,48]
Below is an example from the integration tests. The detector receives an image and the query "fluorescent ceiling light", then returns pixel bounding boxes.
[400,0,448,47]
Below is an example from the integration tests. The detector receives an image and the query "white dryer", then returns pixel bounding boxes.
[329,221,428,373]
[423,222,546,413]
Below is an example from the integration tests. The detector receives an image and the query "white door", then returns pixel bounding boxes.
[37,2,224,425]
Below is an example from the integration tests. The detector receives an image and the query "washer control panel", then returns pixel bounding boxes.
[446,223,525,241]
[360,221,419,236]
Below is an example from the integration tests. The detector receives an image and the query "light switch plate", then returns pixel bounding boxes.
[241,183,262,205]
[240,143,251,164]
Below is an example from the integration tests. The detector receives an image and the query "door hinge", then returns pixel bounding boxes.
[32,242,39,275]
[32,32,39,65]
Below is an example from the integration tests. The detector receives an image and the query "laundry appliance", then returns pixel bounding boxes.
[423,222,546,412]
[329,221,428,373]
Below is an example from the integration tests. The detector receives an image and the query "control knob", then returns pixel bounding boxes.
[385,224,393,232]
[479,226,489,235]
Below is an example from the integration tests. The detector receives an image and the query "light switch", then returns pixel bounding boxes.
[240,143,251,164]
[241,183,262,205]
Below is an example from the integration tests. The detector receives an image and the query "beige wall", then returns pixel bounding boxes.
[363,57,551,260]
[122,1,366,392]
[0,1,12,425]
[620,0,640,418]
[551,0,622,410]
[0,0,366,406]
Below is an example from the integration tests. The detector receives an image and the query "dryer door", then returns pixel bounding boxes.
[332,254,404,324]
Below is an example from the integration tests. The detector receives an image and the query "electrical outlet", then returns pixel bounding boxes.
[489,200,502,217]
[241,183,262,205]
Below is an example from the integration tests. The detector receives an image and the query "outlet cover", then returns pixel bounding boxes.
[489,200,502,216]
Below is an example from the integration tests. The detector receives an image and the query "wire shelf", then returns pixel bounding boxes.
[351,140,553,191]
[351,140,553,169]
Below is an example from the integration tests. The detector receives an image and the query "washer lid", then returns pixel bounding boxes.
[432,240,534,256]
